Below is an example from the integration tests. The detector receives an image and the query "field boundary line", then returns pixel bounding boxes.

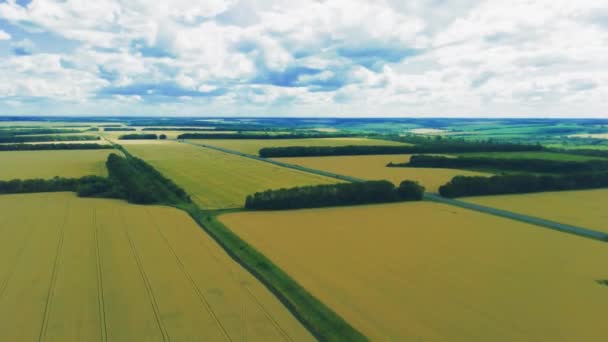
[93,208,108,342]
[38,199,70,342]
[145,208,233,342]
[120,210,171,342]
[179,140,366,183]
[181,140,608,242]
[424,193,608,242]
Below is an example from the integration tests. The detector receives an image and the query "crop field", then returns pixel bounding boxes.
[0,192,313,341]
[464,189,608,233]
[186,137,408,155]
[122,140,340,208]
[275,154,488,192]
[221,201,608,341]
[0,149,113,180]
[455,151,605,161]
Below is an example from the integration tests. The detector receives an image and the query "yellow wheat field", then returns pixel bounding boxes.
[275,154,489,192]
[122,140,339,208]
[0,192,313,341]
[0,149,114,180]
[222,202,608,341]
[186,137,408,155]
[464,189,608,232]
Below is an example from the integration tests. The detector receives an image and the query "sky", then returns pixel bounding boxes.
[0,0,607,118]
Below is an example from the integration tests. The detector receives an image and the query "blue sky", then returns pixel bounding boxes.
[0,0,607,117]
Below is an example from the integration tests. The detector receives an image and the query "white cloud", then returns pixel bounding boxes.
[0,0,606,117]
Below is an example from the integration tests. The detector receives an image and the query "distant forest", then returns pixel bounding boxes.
[0,143,113,151]
[259,141,542,157]
[391,155,608,174]
[439,172,608,198]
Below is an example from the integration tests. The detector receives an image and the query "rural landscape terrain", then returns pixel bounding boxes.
[0,116,607,341]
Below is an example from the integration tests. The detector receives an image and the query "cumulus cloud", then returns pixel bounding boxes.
[0,0,606,117]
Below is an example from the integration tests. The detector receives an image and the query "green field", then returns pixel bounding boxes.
[185,137,408,155]
[122,140,340,208]
[0,149,114,180]
[0,192,313,341]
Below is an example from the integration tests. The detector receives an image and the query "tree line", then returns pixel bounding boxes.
[438,172,608,198]
[177,132,352,140]
[0,176,121,198]
[259,141,542,158]
[104,152,190,204]
[118,133,159,140]
[0,135,100,143]
[245,180,425,210]
[0,143,113,151]
[0,128,83,136]
[390,155,608,173]
[0,152,191,205]
[104,127,136,131]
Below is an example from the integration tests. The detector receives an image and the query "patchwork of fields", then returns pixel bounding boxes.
[464,189,608,233]
[275,154,489,192]
[0,149,114,180]
[221,201,608,341]
[0,192,313,341]
[186,137,408,155]
[123,141,340,208]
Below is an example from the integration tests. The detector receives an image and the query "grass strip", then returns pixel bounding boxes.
[182,207,368,342]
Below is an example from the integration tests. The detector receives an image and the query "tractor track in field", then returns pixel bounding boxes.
[0,197,54,301]
[0,210,42,300]
[180,140,608,242]
[145,208,233,342]
[38,200,70,342]
[120,210,171,342]
[93,209,108,342]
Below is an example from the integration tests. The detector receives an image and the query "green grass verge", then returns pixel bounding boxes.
[181,205,368,342]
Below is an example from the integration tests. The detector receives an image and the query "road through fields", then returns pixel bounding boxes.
[182,140,608,242]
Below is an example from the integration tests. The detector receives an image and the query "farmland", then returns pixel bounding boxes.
[185,137,408,155]
[0,149,114,180]
[275,154,488,192]
[464,189,608,233]
[221,201,608,341]
[122,140,340,208]
[0,192,313,341]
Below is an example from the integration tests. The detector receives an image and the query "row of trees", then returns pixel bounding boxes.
[105,153,190,204]
[0,143,113,151]
[0,152,190,205]
[0,176,120,198]
[177,133,351,140]
[391,155,608,173]
[0,128,82,136]
[259,141,542,157]
[245,180,425,210]
[438,172,608,198]
[0,135,100,143]
[118,133,163,140]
